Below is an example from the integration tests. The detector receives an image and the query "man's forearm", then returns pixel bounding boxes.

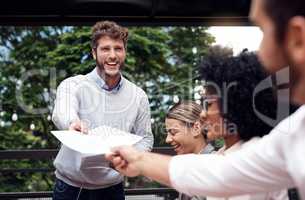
[136,152,172,186]
[52,79,80,130]
[52,109,79,130]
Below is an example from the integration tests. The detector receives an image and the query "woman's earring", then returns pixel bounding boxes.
[202,127,209,140]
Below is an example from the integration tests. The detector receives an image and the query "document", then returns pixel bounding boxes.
[51,125,143,154]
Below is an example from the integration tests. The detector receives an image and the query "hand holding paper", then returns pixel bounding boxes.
[69,119,88,133]
[51,125,143,154]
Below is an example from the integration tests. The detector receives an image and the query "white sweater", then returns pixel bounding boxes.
[52,68,153,189]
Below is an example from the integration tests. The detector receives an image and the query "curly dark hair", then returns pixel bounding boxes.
[199,50,278,141]
[91,21,128,49]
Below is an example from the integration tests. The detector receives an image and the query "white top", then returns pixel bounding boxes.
[169,106,305,199]
[207,139,288,200]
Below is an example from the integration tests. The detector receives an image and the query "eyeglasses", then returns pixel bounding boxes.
[202,95,218,112]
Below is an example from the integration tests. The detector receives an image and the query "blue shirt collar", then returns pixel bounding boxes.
[89,67,123,93]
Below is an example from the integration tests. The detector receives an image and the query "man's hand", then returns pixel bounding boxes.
[106,146,143,177]
[69,119,88,134]
[107,146,172,186]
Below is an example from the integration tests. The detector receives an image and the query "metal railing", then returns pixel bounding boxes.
[0,147,177,200]
[0,188,178,199]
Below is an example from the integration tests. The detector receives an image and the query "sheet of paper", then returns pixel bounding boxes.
[51,125,143,154]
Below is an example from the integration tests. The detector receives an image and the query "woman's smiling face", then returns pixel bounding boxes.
[165,118,197,155]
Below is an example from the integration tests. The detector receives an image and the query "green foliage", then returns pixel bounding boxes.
[0,159,54,192]
[0,25,215,192]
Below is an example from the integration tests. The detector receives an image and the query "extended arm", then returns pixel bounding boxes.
[107,129,295,197]
[52,78,80,130]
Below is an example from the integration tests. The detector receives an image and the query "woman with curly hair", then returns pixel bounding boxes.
[199,49,289,200]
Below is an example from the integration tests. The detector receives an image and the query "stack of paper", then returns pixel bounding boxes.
[51,125,143,154]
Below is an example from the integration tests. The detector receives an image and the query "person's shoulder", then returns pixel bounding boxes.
[289,105,305,124]
[253,105,305,152]
[59,75,87,87]
[242,137,261,148]
[272,105,305,135]
[122,77,148,97]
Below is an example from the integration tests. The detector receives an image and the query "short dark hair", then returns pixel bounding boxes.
[199,50,277,141]
[263,0,305,42]
[91,21,128,49]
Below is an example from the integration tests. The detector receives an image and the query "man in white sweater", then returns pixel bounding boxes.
[106,0,305,199]
[52,21,154,200]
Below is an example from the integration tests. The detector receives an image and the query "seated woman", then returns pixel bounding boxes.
[165,100,214,200]
[199,49,289,200]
